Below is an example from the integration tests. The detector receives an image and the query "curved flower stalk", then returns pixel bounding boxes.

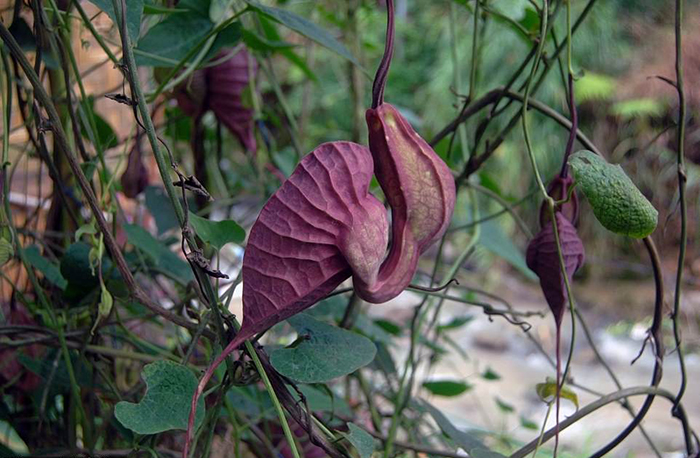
[185,1,455,453]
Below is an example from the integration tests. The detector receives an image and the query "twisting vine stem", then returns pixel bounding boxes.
[670,0,693,455]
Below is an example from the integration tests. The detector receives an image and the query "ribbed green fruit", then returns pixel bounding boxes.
[569,150,658,238]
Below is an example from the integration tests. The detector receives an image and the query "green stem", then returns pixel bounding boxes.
[247,342,301,458]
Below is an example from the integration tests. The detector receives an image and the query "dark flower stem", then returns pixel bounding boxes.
[371,0,395,109]
[670,2,692,454]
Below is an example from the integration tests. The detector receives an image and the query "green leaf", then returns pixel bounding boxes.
[23,245,67,289]
[188,211,245,250]
[144,186,179,234]
[270,314,376,383]
[135,7,242,67]
[373,319,402,336]
[89,0,144,43]
[519,7,540,34]
[535,379,579,408]
[19,349,94,391]
[419,401,489,453]
[8,17,36,52]
[471,449,508,458]
[520,416,539,430]
[0,237,14,266]
[136,13,213,66]
[569,150,658,238]
[343,423,376,458]
[79,97,119,150]
[124,224,194,284]
[422,380,472,397]
[115,361,205,434]
[610,98,664,119]
[480,220,537,280]
[481,367,501,381]
[75,222,97,241]
[241,28,296,51]
[246,1,359,66]
[143,1,188,15]
[495,397,515,414]
[576,72,616,103]
[292,385,352,418]
[437,315,474,332]
[0,421,28,455]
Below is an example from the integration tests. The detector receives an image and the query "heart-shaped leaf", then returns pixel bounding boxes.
[270,313,376,383]
[188,211,245,250]
[115,361,205,434]
[568,150,658,238]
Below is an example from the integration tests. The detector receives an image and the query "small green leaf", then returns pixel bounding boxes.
[520,416,539,430]
[437,315,474,332]
[611,98,664,120]
[75,222,97,241]
[422,380,472,397]
[569,150,658,238]
[343,423,376,458]
[535,379,579,408]
[481,367,501,381]
[495,397,514,413]
[114,360,205,434]
[0,237,14,266]
[23,245,67,289]
[89,0,144,43]
[246,1,359,66]
[576,72,616,103]
[373,319,402,336]
[188,211,245,250]
[270,314,376,383]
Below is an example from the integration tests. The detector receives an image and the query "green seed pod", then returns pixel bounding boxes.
[568,150,658,238]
